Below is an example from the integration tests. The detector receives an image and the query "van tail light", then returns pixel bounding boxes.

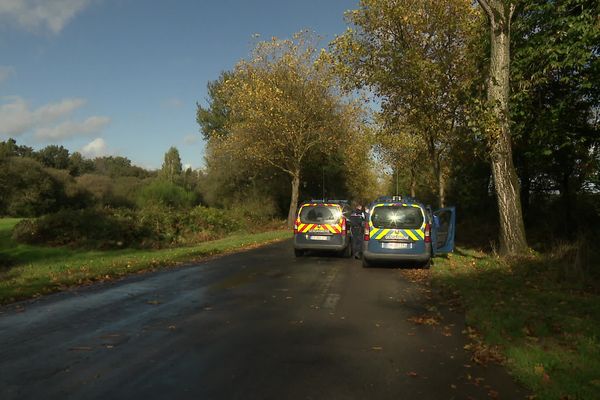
[341,218,347,236]
[293,219,299,235]
[364,221,370,241]
[424,223,431,243]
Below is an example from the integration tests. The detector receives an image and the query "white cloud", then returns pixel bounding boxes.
[0,96,109,142]
[162,97,184,109]
[0,66,15,83]
[0,0,93,34]
[80,137,107,157]
[183,133,199,145]
[35,115,110,141]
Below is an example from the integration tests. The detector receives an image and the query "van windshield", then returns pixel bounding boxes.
[299,205,341,224]
[371,206,423,229]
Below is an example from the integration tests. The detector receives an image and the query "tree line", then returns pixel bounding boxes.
[0,139,206,215]
[197,0,599,255]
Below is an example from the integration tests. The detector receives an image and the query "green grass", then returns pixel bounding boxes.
[432,248,600,400]
[0,218,290,305]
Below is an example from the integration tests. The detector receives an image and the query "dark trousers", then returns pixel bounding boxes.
[351,226,363,255]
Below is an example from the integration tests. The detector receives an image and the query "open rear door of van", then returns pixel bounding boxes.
[432,207,456,255]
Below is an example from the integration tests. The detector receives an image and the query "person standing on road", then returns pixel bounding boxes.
[350,204,365,258]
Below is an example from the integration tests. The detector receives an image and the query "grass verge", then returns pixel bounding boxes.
[0,218,290,305]
[431,248,600,400]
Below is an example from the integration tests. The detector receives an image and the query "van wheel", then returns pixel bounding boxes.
[294,249,304,258]
[362,257,372,268]
[421,258,432,269]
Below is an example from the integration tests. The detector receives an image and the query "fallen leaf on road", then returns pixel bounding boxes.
[168,325,176,330]
[488,389,499,398]
[408,315,440,326]
[450,384,457,389]
[70,346,92,351]
[442,326,453,336]
[406,371,418,377]
[146,300,161,305]
[371,346,383,351]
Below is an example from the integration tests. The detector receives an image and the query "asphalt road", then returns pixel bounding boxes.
[0,240,527,400]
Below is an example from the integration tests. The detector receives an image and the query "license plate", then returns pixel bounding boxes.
[382,242,411,249]
[309,235,329,241]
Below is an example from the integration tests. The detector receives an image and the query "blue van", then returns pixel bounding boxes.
[361,196,455,268]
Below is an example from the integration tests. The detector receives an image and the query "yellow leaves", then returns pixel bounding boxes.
[533,364,551,384]
[407,314,440,325]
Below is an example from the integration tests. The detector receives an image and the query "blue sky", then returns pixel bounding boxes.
[0,0,356,169]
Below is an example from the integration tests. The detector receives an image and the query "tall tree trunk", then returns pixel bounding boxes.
[433,155,445,208]
[438,171,446,208]
[478,0,528,255]
[287,172,301,228]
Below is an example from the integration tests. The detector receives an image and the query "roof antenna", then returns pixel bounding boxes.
[395,168,399,197]
[322,166,325,201]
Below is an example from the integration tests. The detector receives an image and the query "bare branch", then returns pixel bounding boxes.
[477,0,494,23]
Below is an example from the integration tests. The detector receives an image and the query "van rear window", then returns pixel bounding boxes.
[371,206,423,229]
[299,206,341,224]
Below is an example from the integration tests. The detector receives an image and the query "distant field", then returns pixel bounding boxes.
[0,218,290,305]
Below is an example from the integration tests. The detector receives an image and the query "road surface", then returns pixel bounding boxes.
[0,240,526,399]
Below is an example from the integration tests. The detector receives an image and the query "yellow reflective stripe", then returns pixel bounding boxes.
[412,204,420,208]
[304,224,314,233]
[405,230,418,241]
[369,221,374,228]
[376,229,389,240]
[416,229,425,239]
[325,224,337,234]
[297,224,305,231]
[370,227,379,238]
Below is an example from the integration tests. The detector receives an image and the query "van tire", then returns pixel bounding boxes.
[421,257,432,269]
[294,249,304,258]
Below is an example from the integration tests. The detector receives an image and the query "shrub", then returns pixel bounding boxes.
[12,209,148,249]
[136,180,196,208]
[0,157,66,217]
[187,206,242,233]
[227,195,278,223]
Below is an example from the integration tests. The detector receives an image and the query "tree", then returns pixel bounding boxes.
[0,157,66,217]
[0,138,33,159]
[68,152,95,176]
[511,0,600,234]
[375,122,427,199]
[161,147,183,183]
[218,32,358,226]
[34,145,70,170]
[332,0,480,208]
[94,156,151,178]
[197,71,233,140]
[476,0,528,254]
